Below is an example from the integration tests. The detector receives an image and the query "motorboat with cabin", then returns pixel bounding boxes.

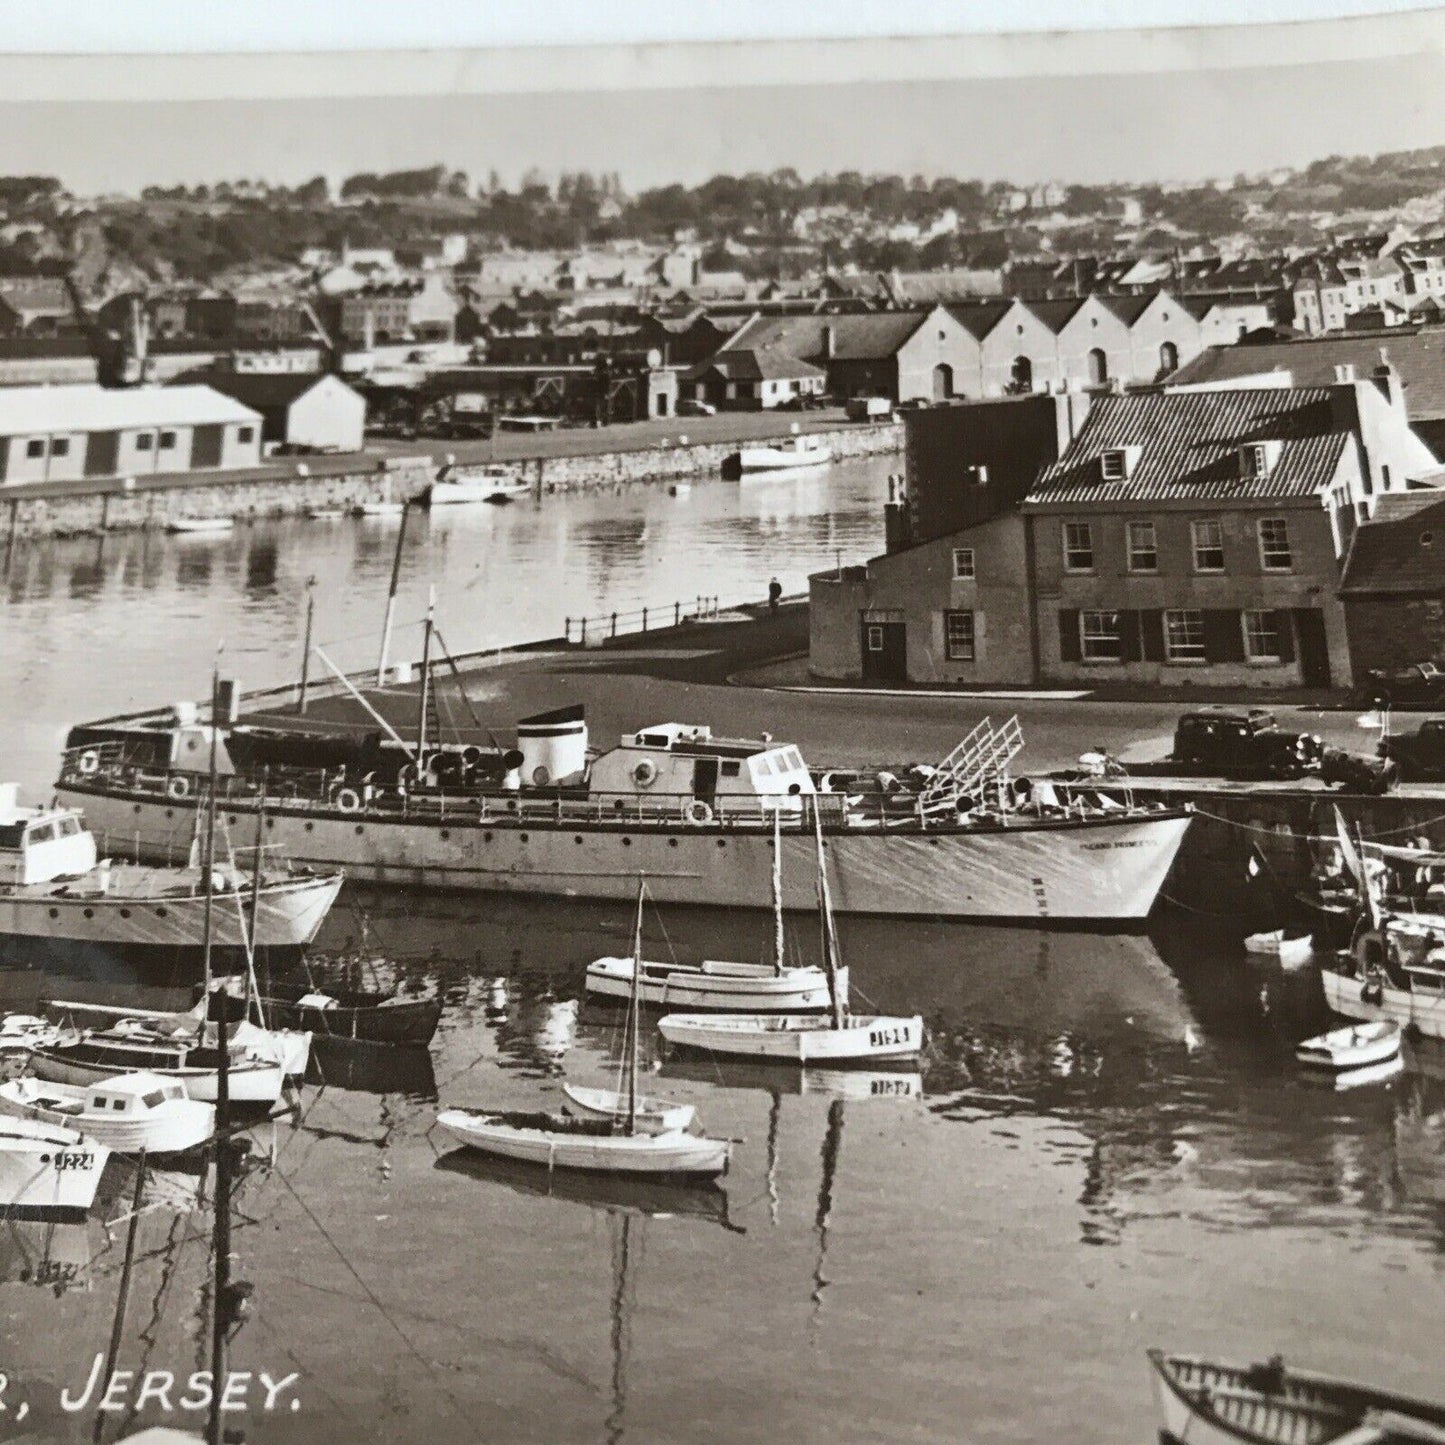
[55,684,1193,923]
[426,463,530,506]
[723,436,833,476]
[0,781,341,970]
[0,1071,214,1154]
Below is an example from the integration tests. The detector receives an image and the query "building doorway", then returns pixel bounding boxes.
[932,363,953,401]
[1010,356,1033,393]
[1292,609,1332,687]
[1159,341,1179,375]
[1088,348,1108,387]
[860,615,907,682]
[692,756,719,806]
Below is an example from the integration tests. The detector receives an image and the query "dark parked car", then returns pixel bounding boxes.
[1357,662,1445,709]
[776,393,827,412]
[1172,709,1324,780]
[1379,716,1445,780]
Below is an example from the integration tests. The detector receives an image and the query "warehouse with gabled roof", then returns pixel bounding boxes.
[0,383,263,485]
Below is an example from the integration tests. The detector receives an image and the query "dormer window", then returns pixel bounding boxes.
[1240,441,1283,480]
[1100,446,1141,482]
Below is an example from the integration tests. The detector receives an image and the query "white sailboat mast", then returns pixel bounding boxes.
[772,808,785,977]
[811,803,846,1030]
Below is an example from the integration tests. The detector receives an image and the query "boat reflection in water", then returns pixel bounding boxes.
[0,1214,99,1294]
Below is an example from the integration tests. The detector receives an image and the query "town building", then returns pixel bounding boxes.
[0,383,263,484]
[339,275,455,345]
[684,349,826,409]
[0,277,75,337]
[810,377,1441,689]
[172,371,366,453]
[1338,492,1445,678]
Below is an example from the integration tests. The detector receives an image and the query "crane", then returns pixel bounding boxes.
[63,273,150,388]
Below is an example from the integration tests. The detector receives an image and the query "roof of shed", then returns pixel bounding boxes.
[0,383,261,435]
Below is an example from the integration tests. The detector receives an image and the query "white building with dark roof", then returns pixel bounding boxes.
[0,384,263,485]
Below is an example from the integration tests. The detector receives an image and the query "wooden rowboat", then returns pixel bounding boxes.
[1149,1350,1445,1445]
[1296,1019,1401,1073]
[1244,930,1314,967]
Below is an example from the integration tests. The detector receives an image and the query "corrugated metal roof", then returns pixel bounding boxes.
[1340,494,1445,594]
[0,384,261,436]
[1025,387,1350,506]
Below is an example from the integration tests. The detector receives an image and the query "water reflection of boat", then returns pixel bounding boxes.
[305,1038,438,1099]
[1395,1069,1445,1204]
[434,1148,739,1229]
[660,1055,923,1101]
[0,1213,97,1292]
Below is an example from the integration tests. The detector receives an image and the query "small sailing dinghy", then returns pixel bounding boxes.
[585,810,843,1013]
[1244,929,1314,967]
[0,1072,213,1154]
[658,805,924,1064]
[438,880,730,1177]
[1296,1019,1402,1073]
[1148,1349,1445,1445]
[0,1117,110,1219]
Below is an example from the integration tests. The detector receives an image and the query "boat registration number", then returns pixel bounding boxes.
[53,1151,95,1172]
[869,1027,912,1048]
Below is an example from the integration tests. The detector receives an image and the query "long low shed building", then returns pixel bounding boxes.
[0,383,263,485]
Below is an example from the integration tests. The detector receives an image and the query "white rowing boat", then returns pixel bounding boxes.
[165,517,234,535]
[561,1083,695,1135]
[1244,930,1314,967]
[1296,1019,1401,1072]
[1148,1349,1445,1445]
[0,1072,214,1154]
[0,1117,109,1218]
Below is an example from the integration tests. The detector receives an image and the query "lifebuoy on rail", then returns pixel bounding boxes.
[166,775,191,801]
[77,750,100,776]
[684,799,714,825]
[335,787,363,814]
[1352,927,1385,975]
[633,758,658,788]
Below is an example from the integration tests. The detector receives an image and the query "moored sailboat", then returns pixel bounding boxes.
[658,805,924,1064]
[0,1117,110,1219]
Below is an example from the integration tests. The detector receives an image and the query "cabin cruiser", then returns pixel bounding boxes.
[0,782,341,969]
[55,704,1191,924]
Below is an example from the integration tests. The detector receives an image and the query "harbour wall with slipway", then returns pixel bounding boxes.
[0,422,903,542]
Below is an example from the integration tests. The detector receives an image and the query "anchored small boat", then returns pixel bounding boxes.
[1296,1019,1401,1072]
[1244,930,1314,967]
[1148,1349,1445,1445]
[165,517,234,535]
[1321,919,1445,1042]
[725,436,832,476]
[427,464,530,506]
[353,500,405,517]
[438,880,730,1177]
[0,1014,69,1055]
[0,1072,214,1154]
[0,1117,110,1219]
[206,975,441,1047]
[586,812,840,1013]
[658,805,923,1064]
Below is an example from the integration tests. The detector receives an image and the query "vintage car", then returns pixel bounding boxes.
[1357,662,1445,709]
[1171,709,1324,779]
[1379,716,1445,780]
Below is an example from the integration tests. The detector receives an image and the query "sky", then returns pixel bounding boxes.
[0,8,1443,193]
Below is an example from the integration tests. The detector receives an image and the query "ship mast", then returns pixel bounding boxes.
[626,877,644,1135]
[415,585,435,768]
[376,500,411,685]
[771,807,785,977]
[811,801,846,1030]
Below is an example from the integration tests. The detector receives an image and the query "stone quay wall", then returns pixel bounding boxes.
[2,423,903,541]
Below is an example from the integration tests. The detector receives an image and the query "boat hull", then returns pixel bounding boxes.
[258,995,441,1045]
[1296,1021,1400,1071]
[0,1085,214,1155]
[658,1012,924,1063]
[0,868,343,968]
[0,1122,109,1219]
[56,785,1190,923]
[584,958,844,1012]
[28,1048,285,1104]
[1320,964,1445,1040]
[560,1084,695,1134]
[436,1110,729,1176]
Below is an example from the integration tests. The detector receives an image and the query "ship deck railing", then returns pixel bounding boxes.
[59,745,1179,836]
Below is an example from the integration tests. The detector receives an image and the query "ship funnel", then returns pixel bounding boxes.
[517,705,587,787]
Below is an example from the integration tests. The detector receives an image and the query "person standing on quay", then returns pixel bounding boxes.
[768,577,782,614]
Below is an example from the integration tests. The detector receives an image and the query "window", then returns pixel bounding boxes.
[159,430,177,450]
[1243,609,1282,661]
[945,610,976,661]
[1258,517,1292,571]
[951,547,975,580]
[1164,609,1205,662]
[1126,521,1157,572]
[1080,611,1122,662]
[866,625,884,652]
[25,439,43,459]
[1192,519,1225,572]
[135,433,153,451]
[49,437,69,457]
[1063,522,1094,572]
[1382,464,1392,491]
[237,426,255,444]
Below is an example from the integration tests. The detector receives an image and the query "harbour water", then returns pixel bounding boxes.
[1,457,1443,1443]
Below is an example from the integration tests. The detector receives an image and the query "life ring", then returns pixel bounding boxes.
[684,799,714,825]
[633,758,658,788]
[532,765,552,786]
[1352,927,1385,975]
[335,787,362,814]
[77,749,100,776]
[166,775,191,801]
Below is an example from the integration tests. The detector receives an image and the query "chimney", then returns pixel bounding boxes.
[821,324,835,360]
[1373,348,1405,411]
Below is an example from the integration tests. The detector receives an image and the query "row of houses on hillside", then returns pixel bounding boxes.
[810,369,1443,691]
[683,292,1271,410]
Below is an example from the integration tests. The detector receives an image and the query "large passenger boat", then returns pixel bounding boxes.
[54,700,1191,925]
